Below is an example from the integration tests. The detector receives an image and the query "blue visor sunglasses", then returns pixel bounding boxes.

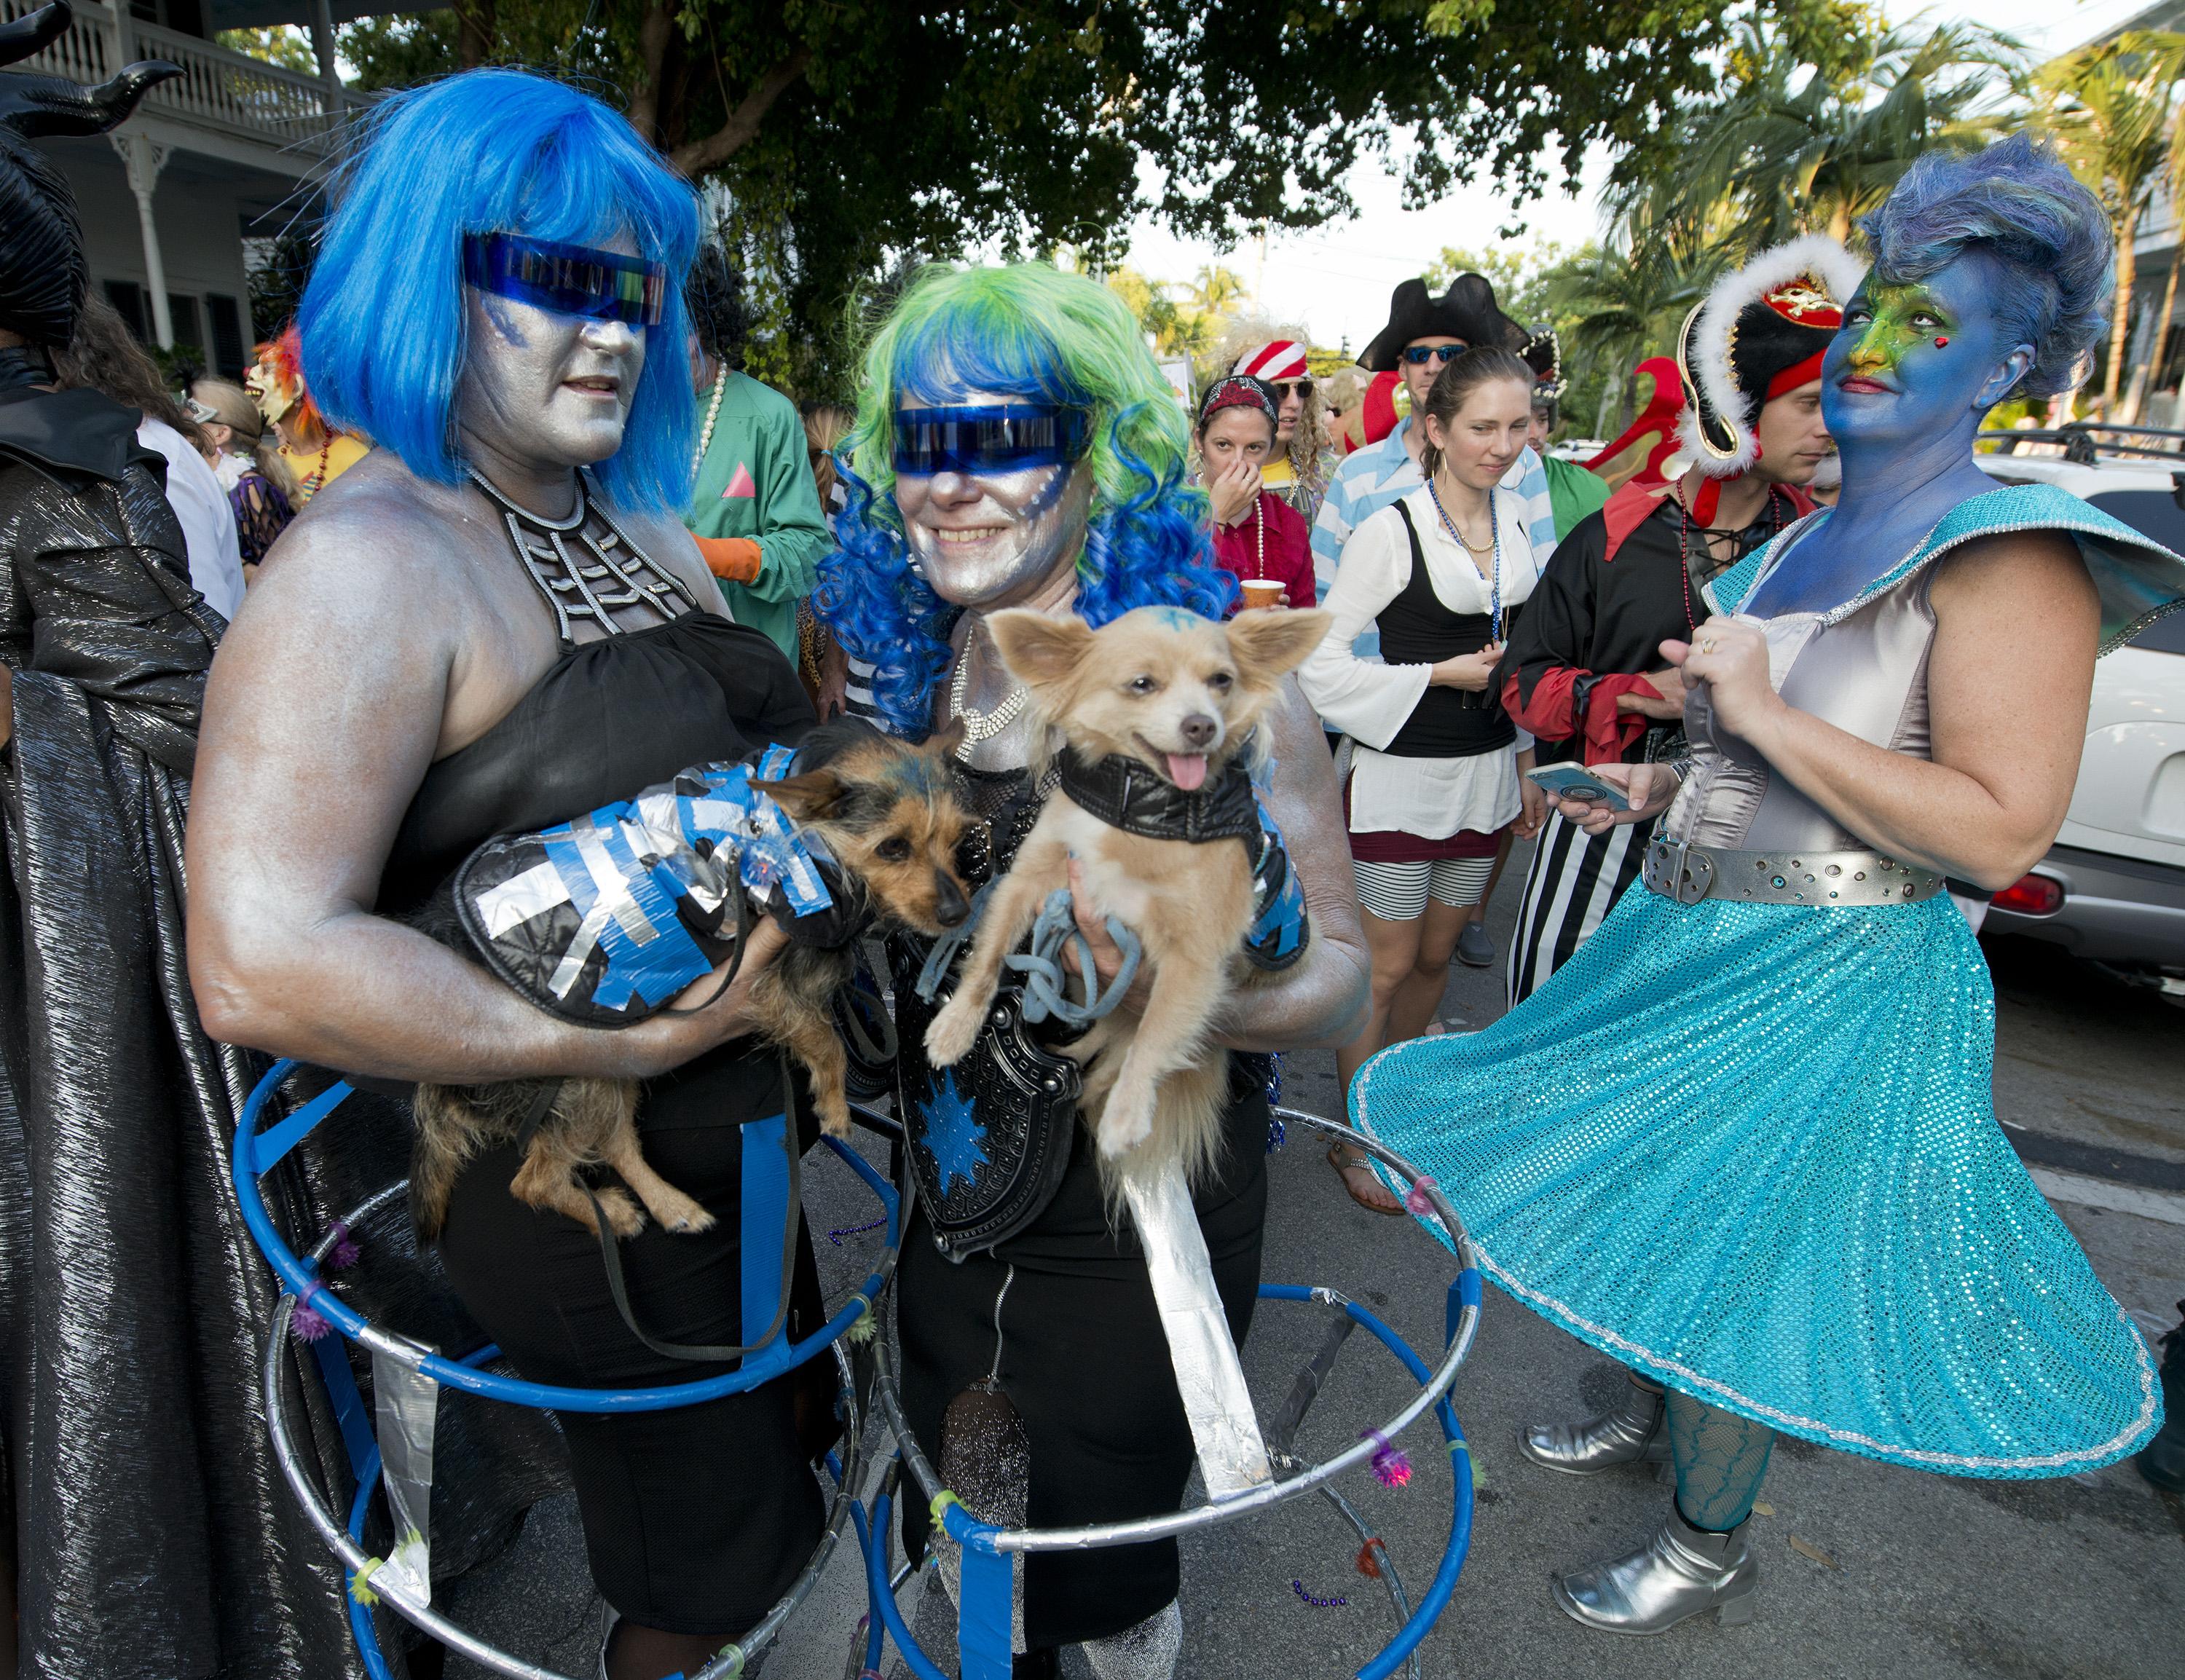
[461,234,667,327]
[893,405,1090,476]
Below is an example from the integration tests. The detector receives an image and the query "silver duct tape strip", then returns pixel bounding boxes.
[370,1347,440,1609]
[570,817,660,944]
[1120,1166,1272,1499]
[476,859,571,939]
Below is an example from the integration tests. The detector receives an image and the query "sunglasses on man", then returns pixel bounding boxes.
[892,405,1090,476]
[1270,378,1315,402]
[462,233,668,326]
[1401,343,1469,367]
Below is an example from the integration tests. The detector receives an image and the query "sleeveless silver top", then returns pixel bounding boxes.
[1664,560,1938,854]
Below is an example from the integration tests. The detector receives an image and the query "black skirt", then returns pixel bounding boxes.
[433,1038,830,1634]
[896,1076,1271,1648]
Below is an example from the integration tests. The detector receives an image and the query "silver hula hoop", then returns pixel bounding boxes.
[262,1183,876,1680]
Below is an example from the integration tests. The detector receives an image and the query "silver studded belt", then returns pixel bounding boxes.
[1642,837,1947,907]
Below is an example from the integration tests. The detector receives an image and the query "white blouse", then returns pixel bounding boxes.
[1299,484,1541,838]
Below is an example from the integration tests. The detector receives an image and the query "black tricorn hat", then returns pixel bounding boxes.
[0,2,179,349]
[1358,275,1526,372]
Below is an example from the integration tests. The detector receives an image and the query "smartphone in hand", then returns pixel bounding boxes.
[1525,764,1634,812]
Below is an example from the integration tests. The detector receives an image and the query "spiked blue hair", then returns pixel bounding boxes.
[298,69,700,512]
[817,264,1234,737]
[1861,134,2114,401]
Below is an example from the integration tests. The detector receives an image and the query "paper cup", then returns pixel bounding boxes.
[1239,579,1285,611]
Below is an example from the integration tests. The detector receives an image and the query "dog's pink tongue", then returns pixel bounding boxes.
[1166,752,1208,791]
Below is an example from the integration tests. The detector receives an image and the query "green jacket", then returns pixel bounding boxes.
[685,370,831,662]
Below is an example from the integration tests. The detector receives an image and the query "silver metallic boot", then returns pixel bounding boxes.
[1519,1375,1671,1475]
[1551,1504,1757,1635]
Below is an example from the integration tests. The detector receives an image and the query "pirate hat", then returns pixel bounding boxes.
[1358,274,1525,372]
[1675,234,1865,478]
[1521,322,1563,403]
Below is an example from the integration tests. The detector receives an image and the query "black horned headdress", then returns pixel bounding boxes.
[0,2,179,350]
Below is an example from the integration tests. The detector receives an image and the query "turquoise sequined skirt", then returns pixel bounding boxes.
[1353,887,2162,1477]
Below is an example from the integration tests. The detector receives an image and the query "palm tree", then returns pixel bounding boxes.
[1542,199,1731,433]
[2036,31,2185,414]
[1634,15,2022,259]
[2136,100,2185,421]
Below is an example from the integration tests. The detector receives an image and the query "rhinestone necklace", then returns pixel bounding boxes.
[472,467,701,647]
[947,629,1030,764]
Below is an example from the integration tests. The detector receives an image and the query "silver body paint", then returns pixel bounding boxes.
[892,385,1095,611]
[459,288,644,476]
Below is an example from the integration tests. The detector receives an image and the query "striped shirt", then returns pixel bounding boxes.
[1310,419,1556,659]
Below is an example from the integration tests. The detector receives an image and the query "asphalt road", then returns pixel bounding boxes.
[434,842,2185,1680]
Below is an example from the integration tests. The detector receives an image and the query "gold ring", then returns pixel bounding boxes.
[1699,638,1718,652]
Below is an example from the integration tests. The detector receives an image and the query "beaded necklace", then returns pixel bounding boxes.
[1425,478,1503,641]
[691,366,727,476]
[297,435,334,502]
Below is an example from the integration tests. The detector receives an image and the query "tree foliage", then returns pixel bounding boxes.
[2036,31,2185,412]
[328,1,1742,396]
[1613,7,2023,253]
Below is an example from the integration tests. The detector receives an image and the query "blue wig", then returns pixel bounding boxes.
[817,264,1235,738]
[1860,134,2114,401]
[299,69,700,513]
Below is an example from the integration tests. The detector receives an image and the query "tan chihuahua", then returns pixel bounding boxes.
[925,604,1328,1187]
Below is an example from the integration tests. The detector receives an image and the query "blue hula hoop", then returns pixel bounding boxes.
[853,1108,1481,1680]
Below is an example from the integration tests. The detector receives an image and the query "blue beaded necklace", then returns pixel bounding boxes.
[1425,478,1503,642]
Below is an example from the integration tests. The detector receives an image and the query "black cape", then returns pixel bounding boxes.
[0,387,562,1679]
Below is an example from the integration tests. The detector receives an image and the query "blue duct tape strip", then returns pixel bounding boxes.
[597,816,714,1005]
[754,743,798,781]
[957,1541,1014,1680]
[738,1112,792,1381]
[537,821,711,1011]
[251,1078,353,1172]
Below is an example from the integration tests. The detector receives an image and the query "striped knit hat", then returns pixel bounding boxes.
[1231,340,1310,382]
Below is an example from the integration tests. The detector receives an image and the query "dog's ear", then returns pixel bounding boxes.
[1227,607,1331,686]
[757,768,844,822]
[985,609,1095,690]
[925,717,967,762]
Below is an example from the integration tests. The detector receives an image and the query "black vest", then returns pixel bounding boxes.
[1376,498,1519,759]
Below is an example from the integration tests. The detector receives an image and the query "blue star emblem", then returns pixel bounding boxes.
[917,1069,988,1197]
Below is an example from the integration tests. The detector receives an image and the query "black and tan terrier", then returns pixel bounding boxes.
[411,717,974,1241]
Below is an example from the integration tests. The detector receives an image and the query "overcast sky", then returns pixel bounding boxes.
[1125,0,2160,350]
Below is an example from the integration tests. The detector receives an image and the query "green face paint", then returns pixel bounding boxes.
[1842,282,1958,376]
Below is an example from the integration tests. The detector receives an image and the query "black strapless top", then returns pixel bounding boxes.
[379,612,814,917]
[379,611,816,1129]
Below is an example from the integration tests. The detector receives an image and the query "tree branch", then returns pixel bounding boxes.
[628,0,673,146]
[669,46,812,176]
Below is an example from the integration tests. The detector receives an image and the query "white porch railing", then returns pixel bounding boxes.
[3,0,347,159]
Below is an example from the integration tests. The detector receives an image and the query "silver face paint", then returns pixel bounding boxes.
[459,287,645,474]
[891,386,1095,610]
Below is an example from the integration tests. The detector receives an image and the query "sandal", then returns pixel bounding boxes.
[1327,1143,1403,1216]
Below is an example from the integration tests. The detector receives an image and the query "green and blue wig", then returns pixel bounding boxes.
[297,69,701,513]
[819,264,1233,736]
[1861,134,2112,402]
